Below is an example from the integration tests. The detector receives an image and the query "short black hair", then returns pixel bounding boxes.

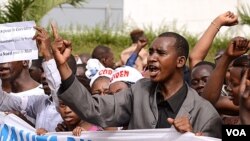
[158,32,189,59]
[31,56,43,69]
[130,29,144,43]
[193,61,216,69]
[92,45,111,60]
[232,55,249,68]
[232,55,250,79]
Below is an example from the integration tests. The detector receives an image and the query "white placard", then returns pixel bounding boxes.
[0,21,38,63]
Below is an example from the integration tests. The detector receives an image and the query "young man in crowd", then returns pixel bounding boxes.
[51,22,221,138]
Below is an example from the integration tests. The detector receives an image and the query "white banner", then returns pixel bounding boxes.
[0,21,38,63]
[0,112,221,141]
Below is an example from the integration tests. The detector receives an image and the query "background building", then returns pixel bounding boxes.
[39,0,250,35]
[1,0,250,35]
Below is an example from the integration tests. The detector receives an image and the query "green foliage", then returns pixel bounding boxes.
[206,36,230,61]
[238,3,250,25]
[0,6,3,23]
[0,0,237,63]
[0,0,85,23]
[55,27,229,63]
[59,27,131,60]
[0,0,33,23]
[24,0,85,23]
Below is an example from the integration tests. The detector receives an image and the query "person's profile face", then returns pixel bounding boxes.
[191,65,213,95]
[29,66,43,83]
[40,71,51,95]
[104,51,115,69]
[147,37,179,82]
[226,67,242,106]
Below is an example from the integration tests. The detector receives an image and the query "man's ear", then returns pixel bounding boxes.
[100,58,107,66]
[177,56,186,68]
[22,60,30,68]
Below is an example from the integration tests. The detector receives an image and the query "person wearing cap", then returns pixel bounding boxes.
[85,58,114,96]
[84,58,118,131]
[90,68,113,96]
[109,66,143,94]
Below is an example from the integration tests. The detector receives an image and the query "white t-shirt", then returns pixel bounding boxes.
[9,85,45,124]
[9,84,44,97]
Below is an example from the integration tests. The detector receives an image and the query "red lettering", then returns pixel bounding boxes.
[108,70,112,75]
[120,71,124,77]
[99,70,104,75]
[123,70,129,77]
[117,73,120,78]
[99,69,113,75]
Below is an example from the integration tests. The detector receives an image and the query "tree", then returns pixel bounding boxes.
[238,3,250,25]
[0,0,85,24]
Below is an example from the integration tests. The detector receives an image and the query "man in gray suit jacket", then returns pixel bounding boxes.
[51,29,221,138]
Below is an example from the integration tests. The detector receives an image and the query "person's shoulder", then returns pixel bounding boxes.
[140,48,149,54]
[120,46,133,60]
[187,86,218,112]
[129,78,156,97]
[187,86,211,105]
[28,95,49,104]
[132,78,154,89]
[136,77,151,83]
[121,45,136,54]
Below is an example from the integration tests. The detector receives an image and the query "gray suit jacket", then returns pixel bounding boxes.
[58,77,221,138]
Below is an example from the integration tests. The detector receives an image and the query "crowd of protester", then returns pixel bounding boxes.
[0,11,249,139]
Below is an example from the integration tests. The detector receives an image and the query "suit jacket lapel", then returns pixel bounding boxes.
[176,85,195,120]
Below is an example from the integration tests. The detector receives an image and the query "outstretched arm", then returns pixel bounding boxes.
[189,11,238,69]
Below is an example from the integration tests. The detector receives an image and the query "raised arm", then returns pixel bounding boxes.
[189,11,238,69]
[33,26,61,105]
[51,23,133,128]
[202,37,250,105]
[50,23,72,80]
[125,37,148,67]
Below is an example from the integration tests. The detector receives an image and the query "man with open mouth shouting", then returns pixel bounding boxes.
[52,27,221,138]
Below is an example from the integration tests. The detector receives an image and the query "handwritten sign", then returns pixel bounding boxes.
[0,21,38,63]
